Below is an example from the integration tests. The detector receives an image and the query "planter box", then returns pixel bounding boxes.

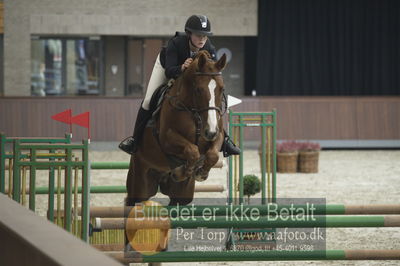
[277,152,298,173]
[298,151,319,173]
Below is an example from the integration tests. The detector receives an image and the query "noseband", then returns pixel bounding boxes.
[194,71,222,76]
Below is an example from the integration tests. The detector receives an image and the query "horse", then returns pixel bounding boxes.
[126,50,227,206]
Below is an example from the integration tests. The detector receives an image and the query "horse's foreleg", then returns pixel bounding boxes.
[195,131,224,182]
[163,129,200,181]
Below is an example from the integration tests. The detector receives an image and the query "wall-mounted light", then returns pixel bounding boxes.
[111,65,118,75]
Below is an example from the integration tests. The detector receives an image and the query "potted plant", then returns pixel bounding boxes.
[277,141,299,173]
[298,142,321,173]
[240,174,262,241]
[243,174,261,204]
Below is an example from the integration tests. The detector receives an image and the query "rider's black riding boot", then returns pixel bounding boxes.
[119,107,152,155]
[221,130,241,157]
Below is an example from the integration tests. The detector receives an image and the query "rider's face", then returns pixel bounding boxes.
[190,34,208,49]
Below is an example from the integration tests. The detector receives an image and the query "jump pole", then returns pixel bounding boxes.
[4,159,224,171]
[107,250,400,263]
[83,204,400,218]
[90,159,224,169]
[94,215,400,230]
[9,184,224,195]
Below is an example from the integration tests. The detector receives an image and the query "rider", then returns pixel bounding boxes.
[119,15,241,157]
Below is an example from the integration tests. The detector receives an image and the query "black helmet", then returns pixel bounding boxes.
[184,15,213,36]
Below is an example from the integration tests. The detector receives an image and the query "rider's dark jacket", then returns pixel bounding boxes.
[160,32,217,79]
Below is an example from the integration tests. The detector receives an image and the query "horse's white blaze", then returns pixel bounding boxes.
[207,79,218,133]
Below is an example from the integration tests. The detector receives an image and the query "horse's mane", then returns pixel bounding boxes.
[180,50,213,80]
[193,50,212,60]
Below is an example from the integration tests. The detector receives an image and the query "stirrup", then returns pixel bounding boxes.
[222,136,241,157]
[118,136,136,155]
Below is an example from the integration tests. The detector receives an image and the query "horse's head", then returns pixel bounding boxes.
[184,50,227,141]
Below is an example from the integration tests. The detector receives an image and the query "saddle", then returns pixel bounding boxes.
[148,79,174,118]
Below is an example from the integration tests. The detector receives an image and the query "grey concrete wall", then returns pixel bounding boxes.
[4,0,31,96]
[4,0,257,96]
[28,0,257,36]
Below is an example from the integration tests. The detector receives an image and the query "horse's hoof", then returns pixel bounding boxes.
[169,170,188,182]
[185,168,195,178]
[194,168,209,182]
[169,166,187,182]
[194,174,208,182]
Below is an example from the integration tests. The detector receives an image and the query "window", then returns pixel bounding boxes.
[126,38,167,96]
[31,37,103,96]
[0,34,3,96]
[124,36,244,97]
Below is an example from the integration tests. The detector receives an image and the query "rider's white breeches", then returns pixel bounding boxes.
[142,54,168,110]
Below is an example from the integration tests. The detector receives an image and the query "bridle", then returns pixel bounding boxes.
[167,71,227,145]
[193,71,226,115]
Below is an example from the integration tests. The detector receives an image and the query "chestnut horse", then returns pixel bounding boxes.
[126,50,227,206]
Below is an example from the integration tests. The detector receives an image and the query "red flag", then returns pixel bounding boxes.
[51,109,72,134]
[71,112,90,140]
[51,109,71,124]
[71,112,90,128]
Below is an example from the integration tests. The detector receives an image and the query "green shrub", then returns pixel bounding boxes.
[243,174,261,204]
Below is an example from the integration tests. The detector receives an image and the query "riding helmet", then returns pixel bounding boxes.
[184,15,213,36]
